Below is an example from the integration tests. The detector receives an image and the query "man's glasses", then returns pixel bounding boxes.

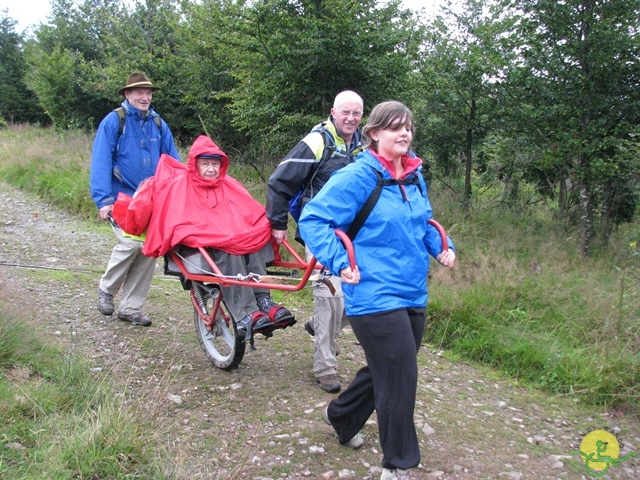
[338,110,363,118]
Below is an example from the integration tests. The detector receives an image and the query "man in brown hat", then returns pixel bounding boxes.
[90,72,180,326]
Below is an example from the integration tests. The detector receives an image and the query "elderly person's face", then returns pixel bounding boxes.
[331,100,363,141]
[124,87,153,113]
[196,157,222,179]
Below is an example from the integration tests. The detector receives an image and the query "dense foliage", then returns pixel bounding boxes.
[0,16,47,124]
[1,0,639,254]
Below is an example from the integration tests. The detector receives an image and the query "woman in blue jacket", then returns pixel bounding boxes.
[299,101,455,480]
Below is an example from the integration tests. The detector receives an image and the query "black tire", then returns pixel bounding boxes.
[193,287,245,370]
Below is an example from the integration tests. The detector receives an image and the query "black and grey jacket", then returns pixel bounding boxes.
[266,118,364,241]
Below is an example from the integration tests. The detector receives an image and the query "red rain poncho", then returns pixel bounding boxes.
[113,135,272,257]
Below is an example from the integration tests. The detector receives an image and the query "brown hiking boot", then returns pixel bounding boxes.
[316,373,341,393]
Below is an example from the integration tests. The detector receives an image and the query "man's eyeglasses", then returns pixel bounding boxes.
[338,110,363,118]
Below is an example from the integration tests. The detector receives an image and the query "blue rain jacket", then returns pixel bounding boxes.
[299,150,450,316]
[90,100,179,209]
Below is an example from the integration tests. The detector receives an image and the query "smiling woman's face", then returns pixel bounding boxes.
[369,115,413,161]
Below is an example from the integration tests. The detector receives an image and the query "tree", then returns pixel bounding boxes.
[509,0,640,255]
[186,0,423,159]
[25,0,184,130]
[415,0,517,212]
[0,12,46,124]
[25,0,125,128]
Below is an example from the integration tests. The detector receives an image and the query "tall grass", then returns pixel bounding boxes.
[428,187,640,407]
[0,125,96,218]
[0,299,170,479]
[1,124,639,408]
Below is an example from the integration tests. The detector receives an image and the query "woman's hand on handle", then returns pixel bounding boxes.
[436,248,456,268]
[340,266,360,284]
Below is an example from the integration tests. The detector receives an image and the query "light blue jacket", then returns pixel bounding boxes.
[90,100,179,209]
[299,150,450,316]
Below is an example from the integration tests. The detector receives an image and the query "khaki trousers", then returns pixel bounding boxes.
[306,247,349,377]
[100,225,156,313]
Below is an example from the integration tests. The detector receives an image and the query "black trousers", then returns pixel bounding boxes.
[326,307,426,470]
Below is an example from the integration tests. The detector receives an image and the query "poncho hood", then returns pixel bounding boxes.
[187,135,230,188]
[126,136,272,257]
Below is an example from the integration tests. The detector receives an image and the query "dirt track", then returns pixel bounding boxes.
[1,180,639,480]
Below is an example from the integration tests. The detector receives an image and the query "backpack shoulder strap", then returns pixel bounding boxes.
[114,107,163,137]
[311,124,336,167]
[346,169,422,240]
[304,125,336,194]
[346,169,384,240]
[114,107,126,136]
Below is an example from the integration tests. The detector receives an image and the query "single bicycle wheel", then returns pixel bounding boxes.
[193,285,245,370]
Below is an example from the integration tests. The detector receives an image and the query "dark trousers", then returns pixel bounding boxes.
[326,307,426,470]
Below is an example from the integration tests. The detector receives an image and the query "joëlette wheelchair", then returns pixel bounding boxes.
[164,220,448,371]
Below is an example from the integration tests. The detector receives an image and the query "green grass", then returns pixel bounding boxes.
[2,124,639,409]
[0,299,170,479]
[428,189,640,408]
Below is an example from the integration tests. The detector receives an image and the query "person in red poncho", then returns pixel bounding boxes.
[113,135,296,340]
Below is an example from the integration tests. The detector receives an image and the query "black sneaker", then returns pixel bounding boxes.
[98,288,114,316]
[237,310,274,341]
[256,296,296,328]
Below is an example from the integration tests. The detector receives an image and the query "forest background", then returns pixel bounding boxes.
[1,0,640,409]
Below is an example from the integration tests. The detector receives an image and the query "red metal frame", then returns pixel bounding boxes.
[335,218,449,269]
[190,284,227,330]
[167,239,318,292]
[175,219,448,331]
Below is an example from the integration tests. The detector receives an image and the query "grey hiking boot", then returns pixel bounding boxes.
[304,319,315,336]
[322,405,364,449]
[117,309,152,327]
[97,288,114,316]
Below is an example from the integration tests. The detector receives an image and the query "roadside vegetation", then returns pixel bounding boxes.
[0,297,169,479]
[1,125,638,411]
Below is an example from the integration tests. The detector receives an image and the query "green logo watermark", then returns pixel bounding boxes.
[570,427,637,476]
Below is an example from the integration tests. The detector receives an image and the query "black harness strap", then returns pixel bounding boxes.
[345,169,421,240]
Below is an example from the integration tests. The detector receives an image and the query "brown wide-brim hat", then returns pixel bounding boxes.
[118,72,160,95]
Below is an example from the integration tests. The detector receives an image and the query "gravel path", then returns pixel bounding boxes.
[1,180,638,480]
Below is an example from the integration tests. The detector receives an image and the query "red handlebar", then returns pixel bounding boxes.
[334,229,356,269]
[335,219,449,270]
[428,219,449,251]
